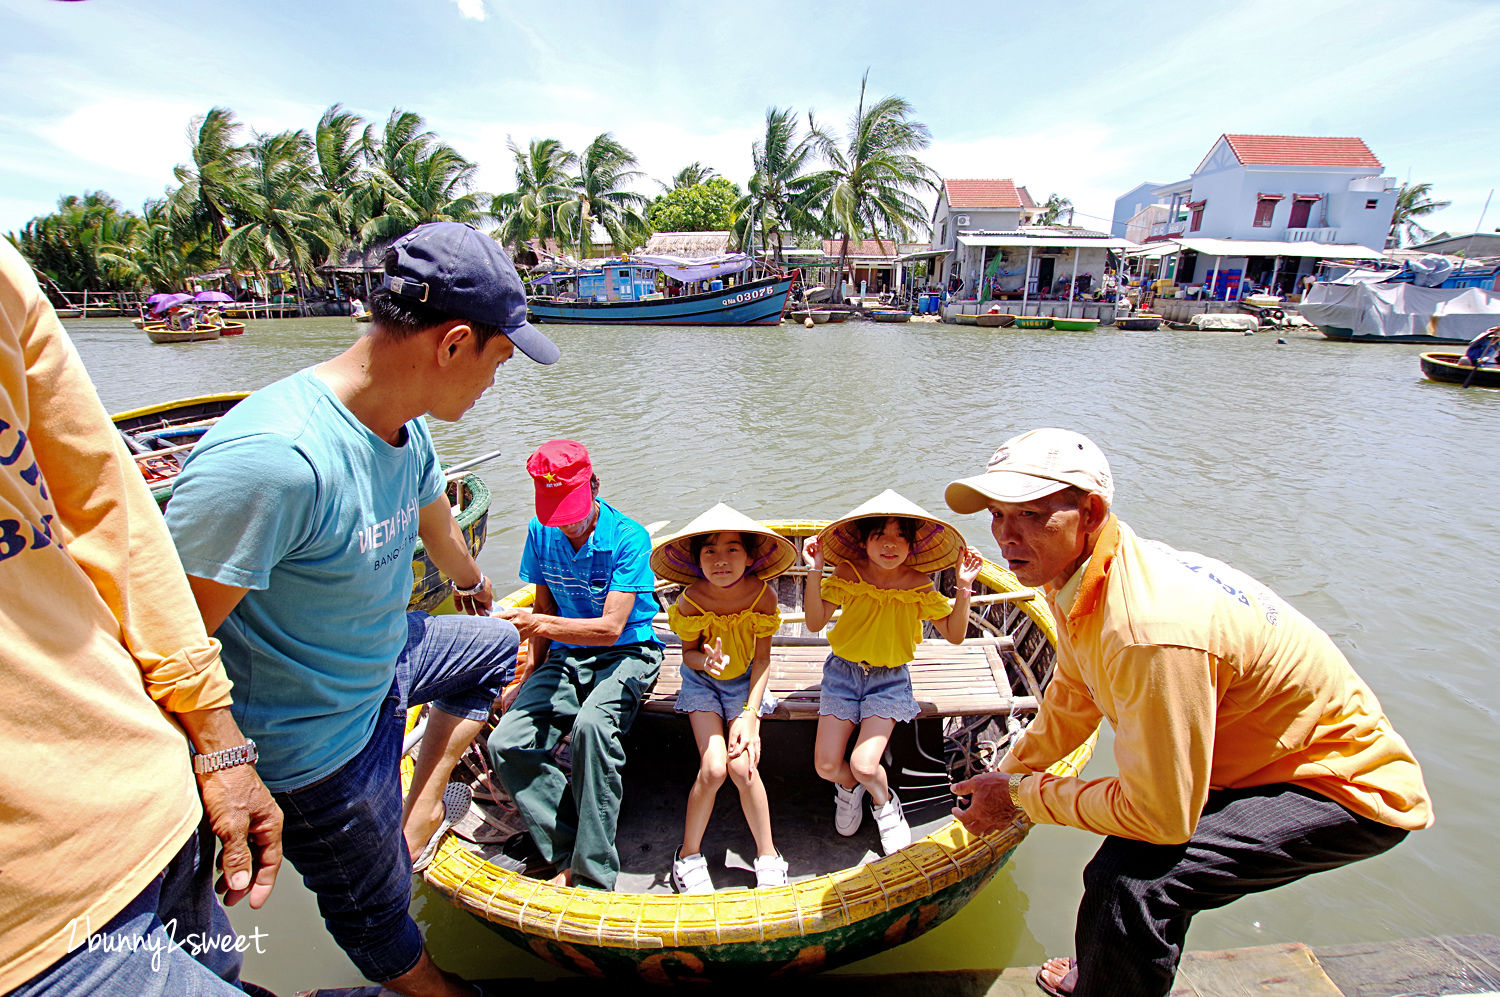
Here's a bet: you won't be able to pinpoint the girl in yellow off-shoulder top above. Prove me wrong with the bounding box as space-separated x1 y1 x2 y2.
650 504 797 893
802 491 982 855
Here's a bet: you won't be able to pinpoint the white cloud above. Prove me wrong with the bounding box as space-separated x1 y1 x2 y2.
453 0 488 20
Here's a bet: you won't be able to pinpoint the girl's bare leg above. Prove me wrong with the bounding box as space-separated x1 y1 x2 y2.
682 711 728 856
813 714 857 789
849 716 897 805
728 750 775 856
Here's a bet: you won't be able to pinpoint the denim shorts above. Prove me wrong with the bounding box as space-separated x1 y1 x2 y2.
675 665 777 718
818 653 919 723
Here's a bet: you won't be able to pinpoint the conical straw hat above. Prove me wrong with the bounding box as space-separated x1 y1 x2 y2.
650 503 797 587
817 489 966 574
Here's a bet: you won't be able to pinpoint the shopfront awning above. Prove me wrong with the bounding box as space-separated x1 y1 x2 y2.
956 234 1137 250
1146 237 1382 260
897 247 953 262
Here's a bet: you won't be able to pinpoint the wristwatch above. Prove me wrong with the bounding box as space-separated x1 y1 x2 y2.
191 739 258 774
451 574 488 597
1008 774 1027 813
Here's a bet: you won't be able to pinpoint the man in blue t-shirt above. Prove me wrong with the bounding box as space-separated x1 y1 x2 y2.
488 439 663 890
166 222 559 997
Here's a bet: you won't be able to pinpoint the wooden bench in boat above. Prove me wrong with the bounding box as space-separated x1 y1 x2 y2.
643 637 1039 720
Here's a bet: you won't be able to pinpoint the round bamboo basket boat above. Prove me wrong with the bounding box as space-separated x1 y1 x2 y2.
409 519 1094 982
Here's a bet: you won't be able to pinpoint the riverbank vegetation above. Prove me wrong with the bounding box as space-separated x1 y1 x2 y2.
8 75 940 297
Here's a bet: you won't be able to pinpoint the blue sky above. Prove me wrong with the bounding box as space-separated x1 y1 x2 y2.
3 0 1498 242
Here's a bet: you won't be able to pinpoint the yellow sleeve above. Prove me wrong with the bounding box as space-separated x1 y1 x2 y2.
1008 655 1102 773
666 600 711 641
749 610 782 638
1020 643 1218 844
918 589 955 620
819 574 853 606
6 247 232 715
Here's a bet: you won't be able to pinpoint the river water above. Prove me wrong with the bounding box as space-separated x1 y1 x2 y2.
67 315 1498 992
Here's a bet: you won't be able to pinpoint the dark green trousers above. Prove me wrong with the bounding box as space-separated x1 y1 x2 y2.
488 641 662 889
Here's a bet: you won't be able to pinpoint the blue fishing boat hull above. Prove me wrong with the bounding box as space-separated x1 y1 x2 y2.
528 276 792 325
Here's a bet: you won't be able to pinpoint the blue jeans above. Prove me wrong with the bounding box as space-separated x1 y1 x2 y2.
10 860 243 997
156 819 242 986
273 612 517 983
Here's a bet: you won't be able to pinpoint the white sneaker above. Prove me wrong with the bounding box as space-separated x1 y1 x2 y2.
754 852 789 888
671 849 714 894
834 783 867 836
872 793 911 854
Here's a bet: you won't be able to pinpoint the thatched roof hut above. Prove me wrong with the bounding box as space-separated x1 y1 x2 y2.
641 231 732 257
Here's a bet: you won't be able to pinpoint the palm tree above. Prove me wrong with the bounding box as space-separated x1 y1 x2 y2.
1038 193 1075 226
659 162 717 192
312 103 373 251
127 199 216 292
806 72 939 300
12 191 143 292
360 109 485 247
732 107 823 262
1389 182 1451 247
167 107 250 246
491 137 577 251
220 130 340 316
560 133 649 258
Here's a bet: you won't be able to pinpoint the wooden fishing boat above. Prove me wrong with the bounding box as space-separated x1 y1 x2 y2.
869 309 911 323
1420 352 1500 388
1052 318 1100 332
1114 313 1162 331
791 309 831 324
145 324 221 344
409 520 1093 981
111 393 489 610
530 275 793 326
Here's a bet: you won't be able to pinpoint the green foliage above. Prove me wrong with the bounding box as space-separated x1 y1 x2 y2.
1038 193 1074 225
10 191 144 292
1389 182 1451 247
732 107 824 259
647 177 742 233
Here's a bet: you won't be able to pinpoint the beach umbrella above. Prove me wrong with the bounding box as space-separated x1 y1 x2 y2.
193 290 233 303
151 293 194 315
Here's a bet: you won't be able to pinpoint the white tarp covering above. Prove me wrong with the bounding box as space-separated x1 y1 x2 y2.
1299 281 1500 341
627 253 753 281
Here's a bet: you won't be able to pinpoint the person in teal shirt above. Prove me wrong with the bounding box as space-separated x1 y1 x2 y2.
167 222 558 997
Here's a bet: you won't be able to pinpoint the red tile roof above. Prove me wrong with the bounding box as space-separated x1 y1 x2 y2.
944 179 1023 209
1222 134 1382 169
822 238 898 258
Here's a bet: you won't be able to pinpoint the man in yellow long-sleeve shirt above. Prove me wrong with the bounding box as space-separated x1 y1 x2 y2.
0 240 282 996
945 428 1431 997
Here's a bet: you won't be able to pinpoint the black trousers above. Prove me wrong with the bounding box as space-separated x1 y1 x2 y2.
1071 784 1409 997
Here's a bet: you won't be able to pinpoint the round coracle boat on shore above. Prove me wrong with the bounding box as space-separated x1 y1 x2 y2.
406 519 1094 982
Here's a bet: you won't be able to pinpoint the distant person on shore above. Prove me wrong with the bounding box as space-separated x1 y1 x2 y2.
650 504 797 893
801 491 982 856
944 428 1433 997
166 221 559 997
487 440 664 890
1 239 282 995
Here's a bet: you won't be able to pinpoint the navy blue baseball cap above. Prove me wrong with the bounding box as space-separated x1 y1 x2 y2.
384 222 559 365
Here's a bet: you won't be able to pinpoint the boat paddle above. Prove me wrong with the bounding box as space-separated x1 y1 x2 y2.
441 449 505 482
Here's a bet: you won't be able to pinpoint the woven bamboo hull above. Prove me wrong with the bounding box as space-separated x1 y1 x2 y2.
1420 352 1500 387
413 519 1093 980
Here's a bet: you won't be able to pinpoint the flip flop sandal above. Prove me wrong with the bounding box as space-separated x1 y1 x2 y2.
412 782 472 873
1035 958 1078 997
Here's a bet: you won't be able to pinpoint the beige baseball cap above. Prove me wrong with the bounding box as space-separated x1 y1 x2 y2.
945 428 1114 513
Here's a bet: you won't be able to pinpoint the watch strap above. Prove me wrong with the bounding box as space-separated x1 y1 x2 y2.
192 739 258 774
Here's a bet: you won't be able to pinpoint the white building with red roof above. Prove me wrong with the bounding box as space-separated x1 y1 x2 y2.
1116 134 1398 298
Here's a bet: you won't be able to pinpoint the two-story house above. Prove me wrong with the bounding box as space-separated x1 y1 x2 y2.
1117 134 1395 298
930 179 1036 288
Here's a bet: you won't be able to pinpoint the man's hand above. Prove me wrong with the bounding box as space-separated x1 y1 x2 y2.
950 771 1021 836
494 605 541 640
453 576 494 616
727 714 760 765
196 765 283 908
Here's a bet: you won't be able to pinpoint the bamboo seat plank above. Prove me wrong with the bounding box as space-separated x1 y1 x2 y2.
643 638 1020 718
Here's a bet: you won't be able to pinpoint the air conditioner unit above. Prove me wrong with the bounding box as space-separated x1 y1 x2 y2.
955 214 970 226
